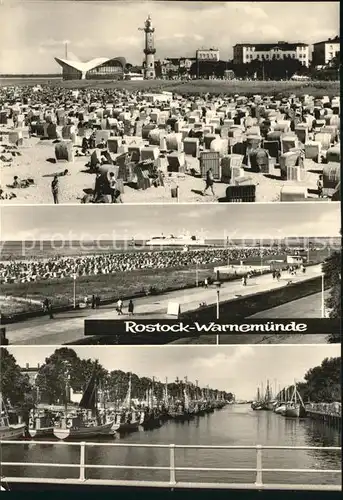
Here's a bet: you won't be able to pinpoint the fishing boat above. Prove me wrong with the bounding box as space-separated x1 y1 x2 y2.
284 381 305 418
112 373 140 433
251 387 264 410
0 393 26 440
274 385 287 415
141 380 162 430
263 380 275 410
28 409 55 439
146 234 207 247
275 404 287 415
53 363 115 440
168 403 189 421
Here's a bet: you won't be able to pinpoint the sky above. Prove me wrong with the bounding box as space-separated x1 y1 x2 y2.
0 1 339 73
0 203 340 242
4 344 340 400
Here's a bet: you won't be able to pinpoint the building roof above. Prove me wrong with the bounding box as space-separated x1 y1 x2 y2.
313 36 340 45
55 57 126 72
234 42 308 50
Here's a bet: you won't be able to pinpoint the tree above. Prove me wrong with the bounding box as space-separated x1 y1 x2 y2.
323 249 341 330
279 357 341 403
303 357 341 402
0 348 35 411
35 347 107 404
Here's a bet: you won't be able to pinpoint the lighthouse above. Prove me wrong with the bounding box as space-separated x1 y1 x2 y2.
140 15 156 79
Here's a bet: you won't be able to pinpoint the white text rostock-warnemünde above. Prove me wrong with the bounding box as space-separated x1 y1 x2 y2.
124 321 308 333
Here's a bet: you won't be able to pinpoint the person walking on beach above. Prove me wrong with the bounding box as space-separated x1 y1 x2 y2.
128 299 134 316
51 175 59 204
203 168 215 196
204 278 208 288
95 295 100 309
91 294 96 309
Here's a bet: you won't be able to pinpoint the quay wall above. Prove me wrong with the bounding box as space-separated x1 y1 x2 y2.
181 275 324 322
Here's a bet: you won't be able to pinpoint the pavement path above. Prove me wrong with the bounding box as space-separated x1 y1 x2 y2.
171 290 330 345
5 264 322 345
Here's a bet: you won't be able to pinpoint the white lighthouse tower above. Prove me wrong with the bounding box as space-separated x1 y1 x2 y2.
139 15 156 79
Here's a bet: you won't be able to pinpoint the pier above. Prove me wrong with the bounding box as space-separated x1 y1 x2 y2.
305 403 341 428
0 441 341 491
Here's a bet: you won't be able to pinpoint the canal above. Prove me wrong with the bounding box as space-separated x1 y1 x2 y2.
1 404 341 486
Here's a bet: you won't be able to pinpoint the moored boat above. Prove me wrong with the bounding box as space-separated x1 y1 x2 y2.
274 404 287 415
0 393 26 440
28 410 54 439
53 361 115 440
284 381 305 418
54 420 114 440
0 422 26 440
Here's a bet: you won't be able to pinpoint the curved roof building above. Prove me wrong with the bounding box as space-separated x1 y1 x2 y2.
55 56 126 80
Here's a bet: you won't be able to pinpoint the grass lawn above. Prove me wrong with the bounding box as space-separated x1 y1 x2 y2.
0 265 214 315
0 78 339 97
0 252 326 316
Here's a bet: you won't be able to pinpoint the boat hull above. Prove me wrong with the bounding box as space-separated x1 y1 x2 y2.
0 424 26 440
169 412 191 421
141 416 161 430
54 422 114 440
113 421 140 433
28 427 55 439
285 406 300 418
274 405 287 415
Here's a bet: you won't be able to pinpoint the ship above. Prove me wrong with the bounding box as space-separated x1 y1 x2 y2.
284 381 306 418
28 409 55 439
53 362 115 440
140 379 162 430
111 373 140 434
146 234 207 248
0 393 26 440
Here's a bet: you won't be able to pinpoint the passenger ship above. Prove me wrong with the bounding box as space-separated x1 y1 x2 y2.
145 234 207 247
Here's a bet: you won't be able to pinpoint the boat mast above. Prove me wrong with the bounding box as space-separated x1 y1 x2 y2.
0 391 10 426
164 377 168 405
64 369 69 417
128 373 132 409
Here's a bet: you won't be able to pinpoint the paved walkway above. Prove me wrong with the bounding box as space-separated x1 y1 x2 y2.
5 265 322 345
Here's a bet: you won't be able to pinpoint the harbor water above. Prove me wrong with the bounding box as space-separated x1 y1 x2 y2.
1 404 341 486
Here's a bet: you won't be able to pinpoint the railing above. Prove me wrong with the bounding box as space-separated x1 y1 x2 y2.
0 441 341 491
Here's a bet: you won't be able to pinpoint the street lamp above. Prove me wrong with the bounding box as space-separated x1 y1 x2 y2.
213 270 222 345
321 272 325 318
72 273 77 309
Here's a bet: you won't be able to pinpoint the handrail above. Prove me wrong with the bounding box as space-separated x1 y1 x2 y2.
0 441 341 490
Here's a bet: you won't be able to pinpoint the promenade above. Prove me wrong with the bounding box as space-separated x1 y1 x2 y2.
5 264 322 345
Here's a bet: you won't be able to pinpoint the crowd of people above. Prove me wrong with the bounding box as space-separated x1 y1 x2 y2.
0 246 305 284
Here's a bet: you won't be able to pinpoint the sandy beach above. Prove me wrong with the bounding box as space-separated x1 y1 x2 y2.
0 123 321 205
